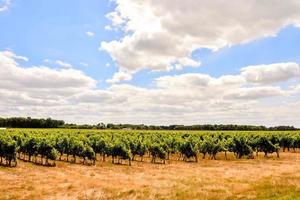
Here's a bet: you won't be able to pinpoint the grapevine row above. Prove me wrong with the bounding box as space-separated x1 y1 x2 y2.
0 130 299 167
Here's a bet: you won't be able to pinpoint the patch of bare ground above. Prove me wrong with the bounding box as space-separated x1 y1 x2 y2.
0 152 299 200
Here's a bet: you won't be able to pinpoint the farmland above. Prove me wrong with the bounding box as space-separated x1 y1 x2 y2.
0 129 299 199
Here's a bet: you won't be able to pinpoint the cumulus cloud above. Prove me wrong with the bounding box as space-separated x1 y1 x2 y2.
43 59 51 63
85 31 95 37
101 0 300 75
290 84 300 94
0 0 11 12
241 63 300 84
55 60 72 68
11 54 28 62
0 51 96 92
1 51 300 126
106 70 133 83
156 74 213 89
224 87 286 99
80 62 89 67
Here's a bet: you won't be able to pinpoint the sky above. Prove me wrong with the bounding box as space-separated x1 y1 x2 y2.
1 0 300 126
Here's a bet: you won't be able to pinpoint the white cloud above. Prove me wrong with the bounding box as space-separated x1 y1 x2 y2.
106 11 125 27
80 62 89 67
11 54 28 62
73 90 112 103
290 84 300 94
55 60 72 68
0 0 11 12
156 73 213 89
106 70 133 83
43 59 51 63
241 63 300 84
104 25 112 31
1 51 300 126
85 31 95 37
0 51 96 92
224 87 286 99
102 0 300 74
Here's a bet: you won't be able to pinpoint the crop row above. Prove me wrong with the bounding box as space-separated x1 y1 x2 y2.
0 130 299 167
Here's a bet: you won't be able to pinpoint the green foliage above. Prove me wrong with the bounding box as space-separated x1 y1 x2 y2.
149 142 167 163
0 129 299 167
178 137 198 161
129 137 147 160
257 136 280 157
0 134 18 166
111 140 132 165
229 136 253 158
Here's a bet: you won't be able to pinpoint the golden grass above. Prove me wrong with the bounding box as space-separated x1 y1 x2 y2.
0 152 299 200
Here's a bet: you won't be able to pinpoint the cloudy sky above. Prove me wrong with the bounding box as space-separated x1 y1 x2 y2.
1 0 300 126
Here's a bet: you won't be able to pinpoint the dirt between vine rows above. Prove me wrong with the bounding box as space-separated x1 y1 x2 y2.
0 152 299 200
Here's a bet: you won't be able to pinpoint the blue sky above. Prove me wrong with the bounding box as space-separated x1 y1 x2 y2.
1 0 300 88
0 0 116 87
1 0 300 125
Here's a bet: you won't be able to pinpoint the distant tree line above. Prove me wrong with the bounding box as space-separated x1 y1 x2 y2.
63 123 298 131
0 117 298 130
102 124 299 131
0 117 65 128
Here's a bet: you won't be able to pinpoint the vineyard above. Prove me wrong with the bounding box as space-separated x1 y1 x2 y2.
1 129 299 168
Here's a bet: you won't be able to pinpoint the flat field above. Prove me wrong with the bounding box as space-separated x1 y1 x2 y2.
0 129 299 200
0 152 299 200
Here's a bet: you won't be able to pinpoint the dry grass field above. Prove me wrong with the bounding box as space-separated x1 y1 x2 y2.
0 152 299 200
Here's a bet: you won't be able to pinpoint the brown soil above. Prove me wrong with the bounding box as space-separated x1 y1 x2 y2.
0 152 299 200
